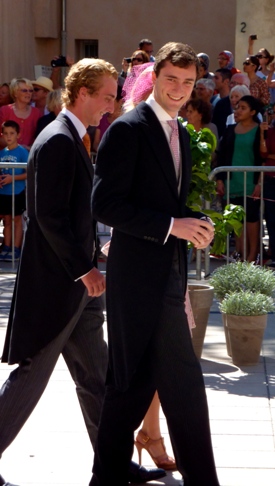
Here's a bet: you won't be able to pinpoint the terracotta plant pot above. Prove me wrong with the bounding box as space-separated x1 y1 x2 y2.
223 313 267 366
188 284 214 359
222 313 232 357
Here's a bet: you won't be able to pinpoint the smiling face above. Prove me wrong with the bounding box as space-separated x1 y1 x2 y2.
81 75 118 127
152 61 196 118
15 82 33 104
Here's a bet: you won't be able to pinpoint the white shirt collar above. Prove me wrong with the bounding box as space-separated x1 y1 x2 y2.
61 107 87 139
145 94 178 122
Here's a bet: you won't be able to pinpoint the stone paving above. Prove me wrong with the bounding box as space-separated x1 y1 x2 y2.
0 260 275 485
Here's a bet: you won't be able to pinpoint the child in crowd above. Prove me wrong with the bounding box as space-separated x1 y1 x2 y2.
0 120 28 261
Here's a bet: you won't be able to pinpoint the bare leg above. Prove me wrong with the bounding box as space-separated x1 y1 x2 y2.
2 215 11 247
246 221 260 262
235 232 244 259
140 392 162 439
135 389 176 470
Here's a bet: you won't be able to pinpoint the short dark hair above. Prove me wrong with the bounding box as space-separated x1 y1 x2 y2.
2 120 20 134
185 98 212 125
139 38 153 49
215 68 232 81
154 42 199 78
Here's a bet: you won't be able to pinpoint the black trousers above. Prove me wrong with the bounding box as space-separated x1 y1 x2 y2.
0 293 108 454
90 257 220 486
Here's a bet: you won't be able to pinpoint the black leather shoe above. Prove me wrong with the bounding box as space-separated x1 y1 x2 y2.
128 461 166 483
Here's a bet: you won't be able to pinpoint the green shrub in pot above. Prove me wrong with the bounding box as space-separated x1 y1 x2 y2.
209 261 275 301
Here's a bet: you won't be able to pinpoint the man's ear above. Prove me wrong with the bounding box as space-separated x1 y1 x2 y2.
152 71 156 85
78 86 88 100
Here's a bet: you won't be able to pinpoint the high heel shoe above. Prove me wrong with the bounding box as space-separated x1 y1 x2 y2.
135 429 177 471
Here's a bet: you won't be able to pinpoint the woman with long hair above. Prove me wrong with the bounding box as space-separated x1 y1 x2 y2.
242 56 270 109
216 95 263 262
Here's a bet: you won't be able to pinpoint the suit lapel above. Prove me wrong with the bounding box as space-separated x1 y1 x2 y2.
57 113 94 182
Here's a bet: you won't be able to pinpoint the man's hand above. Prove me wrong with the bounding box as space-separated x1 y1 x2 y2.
81 267 106 297
171 217 215 249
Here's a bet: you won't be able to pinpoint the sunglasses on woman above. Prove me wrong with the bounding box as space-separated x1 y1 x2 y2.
243 61 254 66
256 54 267 59
132 57 143 63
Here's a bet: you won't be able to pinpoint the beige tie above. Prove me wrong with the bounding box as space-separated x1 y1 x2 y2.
82 133 91 156
167 120 180 176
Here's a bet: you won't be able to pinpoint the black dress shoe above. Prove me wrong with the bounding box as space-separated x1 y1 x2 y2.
128 461 166 483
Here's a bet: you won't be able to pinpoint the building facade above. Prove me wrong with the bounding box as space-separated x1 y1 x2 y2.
0 0 274 84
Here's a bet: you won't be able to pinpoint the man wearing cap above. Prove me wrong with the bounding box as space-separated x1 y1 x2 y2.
31 76 54 115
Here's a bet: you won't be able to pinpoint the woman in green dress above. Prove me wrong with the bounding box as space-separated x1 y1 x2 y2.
216 95 263 262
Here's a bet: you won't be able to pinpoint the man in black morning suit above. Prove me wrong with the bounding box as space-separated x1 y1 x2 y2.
0 58 164 486
90 43 220 486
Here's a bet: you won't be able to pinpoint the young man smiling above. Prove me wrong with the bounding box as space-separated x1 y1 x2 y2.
90 42 220 486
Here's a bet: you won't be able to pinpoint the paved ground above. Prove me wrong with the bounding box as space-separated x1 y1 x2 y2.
0 257 275 486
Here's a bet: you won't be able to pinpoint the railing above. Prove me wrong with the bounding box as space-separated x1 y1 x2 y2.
0 162 27 270
0 162 112 272
193 165 275 281
2 164 275 278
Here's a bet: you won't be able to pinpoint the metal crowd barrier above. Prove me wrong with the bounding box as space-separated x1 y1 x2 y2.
193 165 275 281
2 164 275 278
0 162 27 271
0 162 112 272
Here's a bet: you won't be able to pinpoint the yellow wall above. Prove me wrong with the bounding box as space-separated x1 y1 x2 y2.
235 0 275 70
0 0 237 82
3 0 275 85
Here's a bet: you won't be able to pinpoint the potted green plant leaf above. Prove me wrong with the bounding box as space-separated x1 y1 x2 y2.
209 261 275 360
220 290 275 366
179 122 245 256
209 261 275 301
180 123 246 358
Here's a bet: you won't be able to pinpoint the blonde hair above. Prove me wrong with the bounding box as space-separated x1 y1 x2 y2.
46 88 62 112
9 78 33 100
62 58 118 107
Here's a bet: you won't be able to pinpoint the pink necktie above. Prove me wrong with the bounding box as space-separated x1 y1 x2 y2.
167 120 180 176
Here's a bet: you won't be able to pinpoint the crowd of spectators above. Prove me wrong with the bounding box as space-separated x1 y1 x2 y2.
0 35 275 264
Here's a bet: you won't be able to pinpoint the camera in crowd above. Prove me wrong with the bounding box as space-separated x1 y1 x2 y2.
124 57 132 64
51 55 69 68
